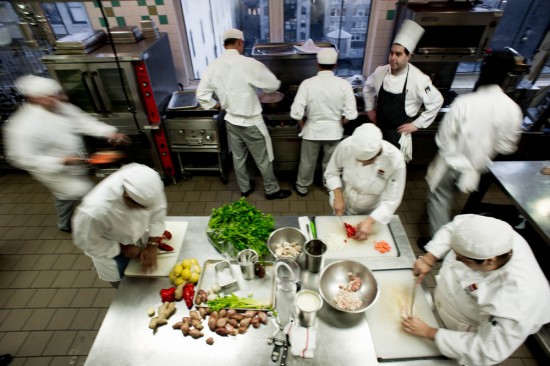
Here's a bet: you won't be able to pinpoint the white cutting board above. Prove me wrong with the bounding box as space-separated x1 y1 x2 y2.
124 221 188 277
315 215 398 258
366 269 442 360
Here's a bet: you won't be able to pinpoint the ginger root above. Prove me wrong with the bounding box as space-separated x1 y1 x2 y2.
149 301 176 330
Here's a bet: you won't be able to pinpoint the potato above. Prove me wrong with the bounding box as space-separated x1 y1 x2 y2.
238 326 248 334
216 317 228 328
219 309 227 318
244 310 256 318
180 323 190 336
239 317 252 329
257 311 268 324
198 307 207 319
225 324 236 335
206 337 214 345
215 327 229 336
172 322 183 329
189 310 201 321
208 317 217 331
226 309 237 317
189 329 204 339
232 313 244 321
229 319 239 328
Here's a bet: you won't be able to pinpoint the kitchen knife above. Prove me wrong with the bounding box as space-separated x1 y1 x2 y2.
410 282 417 316
280 334 290 366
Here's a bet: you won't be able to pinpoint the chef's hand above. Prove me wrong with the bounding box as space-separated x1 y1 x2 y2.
298 119 305 131
402 316 438 340
341 117 349 125
63 156 84 165
333 188 345 216
354 216 375 241
120 244 141 259
413 252 436 285
397 122 418 134
140 244 158 273
107 133 131 146
366 109 377 124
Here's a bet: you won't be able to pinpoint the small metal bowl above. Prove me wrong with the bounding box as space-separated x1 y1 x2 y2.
318 260 379 313
267 227 306 260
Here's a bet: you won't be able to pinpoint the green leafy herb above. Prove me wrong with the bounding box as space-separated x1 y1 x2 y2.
208 198 274 258
206 293 272 311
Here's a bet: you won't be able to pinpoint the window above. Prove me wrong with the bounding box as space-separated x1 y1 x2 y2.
41 2 92 37
181 0 371 78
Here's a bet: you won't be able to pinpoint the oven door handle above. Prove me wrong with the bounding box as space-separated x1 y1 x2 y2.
88 71 110 115
81 71 103 115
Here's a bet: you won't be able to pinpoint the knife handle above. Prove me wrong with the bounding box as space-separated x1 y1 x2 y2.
280 344 289 366
271 344 282 362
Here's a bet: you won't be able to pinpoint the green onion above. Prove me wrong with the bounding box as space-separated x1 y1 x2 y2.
206 293 273 311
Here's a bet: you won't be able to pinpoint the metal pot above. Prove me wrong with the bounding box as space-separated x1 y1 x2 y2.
258 91 284 112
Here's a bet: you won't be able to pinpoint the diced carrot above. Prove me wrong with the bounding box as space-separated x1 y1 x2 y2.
374 240 391 254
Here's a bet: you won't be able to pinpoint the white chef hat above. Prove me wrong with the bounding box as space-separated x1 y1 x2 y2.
393 19 425 53
317 48 338 65
450 215 515 260
121 163 164 208
223 28 244 41
350 123 383 161
16 75 63 98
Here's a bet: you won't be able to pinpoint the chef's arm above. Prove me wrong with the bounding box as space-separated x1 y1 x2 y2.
494 108 523 155
435 317 522 365
411 79 443 129
196 74 218 110
354 216 375 240
342 84 358 121
73 211 120 259
61 103 118 138
369 164 406 225
252 62 281 93
290 85 307 121
332 188 345 216
402 317 438 340
425 214 475 258
147 197 168 238
362 70 378 112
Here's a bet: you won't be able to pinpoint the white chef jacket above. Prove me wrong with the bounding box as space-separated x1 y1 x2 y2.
324 139 406 224
426 85 523 193
72 170 167 282
290 70 358 140
425 215 550 366
362 64 443 129
196 49 280 127
3 102 117 200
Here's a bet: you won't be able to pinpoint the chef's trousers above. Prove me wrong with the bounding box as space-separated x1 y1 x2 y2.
55 198 80 231
296 139 338 194
226 122 280 195
426 168 460 236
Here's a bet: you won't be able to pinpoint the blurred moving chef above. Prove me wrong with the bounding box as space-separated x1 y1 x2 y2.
3 75 128 233
324 123 406 240
403 215 550 366
425 50 523 237
196 28 291 200
73 163 166 288
362 20 443 160
290 48 358 197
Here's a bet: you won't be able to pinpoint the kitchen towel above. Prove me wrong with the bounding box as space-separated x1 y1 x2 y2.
284 319 317 358
399 133 412 162
298 216 313 240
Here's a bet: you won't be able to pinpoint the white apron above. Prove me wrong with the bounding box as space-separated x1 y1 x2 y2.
254 120 274 162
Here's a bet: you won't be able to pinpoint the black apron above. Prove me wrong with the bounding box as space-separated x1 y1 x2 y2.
377 66 412 148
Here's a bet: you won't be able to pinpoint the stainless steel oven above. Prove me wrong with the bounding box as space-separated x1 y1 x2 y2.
42 34 178 180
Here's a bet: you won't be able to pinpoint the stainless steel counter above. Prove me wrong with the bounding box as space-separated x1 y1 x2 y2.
85 216 457 366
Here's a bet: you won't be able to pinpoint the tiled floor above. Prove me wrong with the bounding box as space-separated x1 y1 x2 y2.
0 166 543 365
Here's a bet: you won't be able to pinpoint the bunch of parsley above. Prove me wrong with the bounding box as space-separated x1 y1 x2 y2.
208 198 274 258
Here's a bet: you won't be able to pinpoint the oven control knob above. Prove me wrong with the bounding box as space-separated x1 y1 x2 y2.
205 135 211 141
200 130 206 134
179 130 185 134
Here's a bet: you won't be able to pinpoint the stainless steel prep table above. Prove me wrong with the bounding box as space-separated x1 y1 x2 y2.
85 216 456 366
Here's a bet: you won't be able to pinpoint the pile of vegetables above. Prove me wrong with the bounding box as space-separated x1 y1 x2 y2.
207 198 274 259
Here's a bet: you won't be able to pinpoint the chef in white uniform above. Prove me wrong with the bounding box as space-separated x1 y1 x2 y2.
362 20 443 160
324 123 406 240
3 75 128 232
290 48 358 196
403 214 550 366
425 50 523 237
72 163 166 288
196 28 291 200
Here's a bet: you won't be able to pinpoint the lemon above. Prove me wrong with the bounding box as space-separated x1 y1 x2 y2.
181 268 191 280
172 264 183 276
189 258 199 266
169 271 177 285
191 264 201 274
181 259 192 269
174 277 185 286
190 272 200 284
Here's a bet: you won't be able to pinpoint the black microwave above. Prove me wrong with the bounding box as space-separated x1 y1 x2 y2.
401 3 503 60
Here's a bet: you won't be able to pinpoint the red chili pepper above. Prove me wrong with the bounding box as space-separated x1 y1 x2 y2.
158 242 174 252
183 283 195 309
160 287 176 302
344 223 356 238
163 230 172 240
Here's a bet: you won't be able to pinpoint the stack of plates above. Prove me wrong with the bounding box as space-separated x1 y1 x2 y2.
55 30 107 54
108 26 143 44
140 20 160 39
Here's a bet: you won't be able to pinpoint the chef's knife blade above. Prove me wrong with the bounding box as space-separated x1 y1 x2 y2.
410 282 417 316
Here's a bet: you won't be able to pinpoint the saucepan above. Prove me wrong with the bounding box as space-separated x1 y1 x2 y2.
258 91 284 112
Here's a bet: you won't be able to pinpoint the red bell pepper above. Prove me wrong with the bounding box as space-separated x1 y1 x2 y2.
158 242 174 252
344 223 356 238
183 283 195 309
162 230 172 240
160 287 176 302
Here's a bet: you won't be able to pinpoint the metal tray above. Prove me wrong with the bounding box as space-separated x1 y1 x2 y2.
167 91 198 110
194 259 276 311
